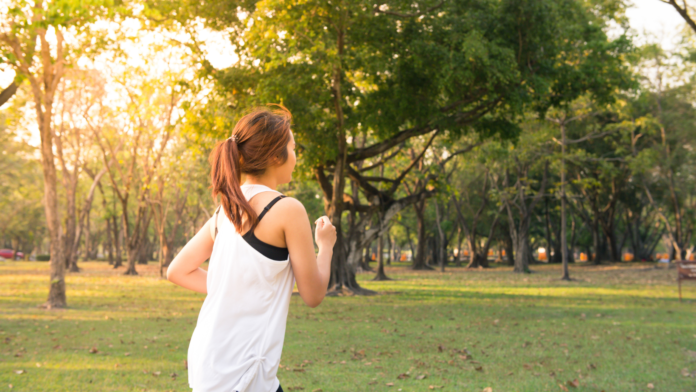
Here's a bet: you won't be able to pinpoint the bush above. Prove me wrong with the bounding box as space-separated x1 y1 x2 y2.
36 254 50 262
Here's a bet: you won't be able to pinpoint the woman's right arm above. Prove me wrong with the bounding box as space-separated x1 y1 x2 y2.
166 218 214 294
283 198 336 308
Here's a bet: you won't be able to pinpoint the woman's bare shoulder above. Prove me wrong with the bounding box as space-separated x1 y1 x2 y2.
277 196 307 215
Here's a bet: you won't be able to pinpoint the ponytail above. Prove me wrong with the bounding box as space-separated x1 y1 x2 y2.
209 106 292 234
209 137 258 234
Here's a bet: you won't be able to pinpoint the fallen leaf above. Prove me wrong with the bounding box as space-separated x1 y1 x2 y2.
483 388 493 392
386 382 394 386
567 379 579 388
312 389 323 392
475 365 483 372
558 384 569 391
397 373 410 379
89 347 98 354
523 363 533 370
292 368 306 373
171 372 178 378
416 374 427 380
681 368 690 377
152 371 161 377
124 352 131 356
647 383 654 389
368 381 377 385
13 370 25 375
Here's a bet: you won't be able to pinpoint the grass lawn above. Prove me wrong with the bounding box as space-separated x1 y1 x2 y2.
1 260 695 392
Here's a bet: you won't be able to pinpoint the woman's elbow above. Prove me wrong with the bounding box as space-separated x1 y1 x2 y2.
165 267 177 283
304 293 326 308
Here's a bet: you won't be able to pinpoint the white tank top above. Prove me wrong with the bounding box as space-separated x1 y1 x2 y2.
188 184 295 392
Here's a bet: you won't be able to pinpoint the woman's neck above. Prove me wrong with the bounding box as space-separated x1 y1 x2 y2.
242 176 278 191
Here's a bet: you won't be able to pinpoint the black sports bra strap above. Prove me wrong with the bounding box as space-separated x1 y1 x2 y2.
255 195 286 225
214 205 222 239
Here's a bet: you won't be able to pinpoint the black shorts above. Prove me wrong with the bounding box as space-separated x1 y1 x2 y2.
277 384 284 392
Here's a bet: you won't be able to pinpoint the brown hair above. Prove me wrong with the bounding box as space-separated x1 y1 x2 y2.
209 106 292 233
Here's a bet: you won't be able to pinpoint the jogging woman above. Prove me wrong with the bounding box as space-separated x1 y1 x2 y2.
166 107 336 392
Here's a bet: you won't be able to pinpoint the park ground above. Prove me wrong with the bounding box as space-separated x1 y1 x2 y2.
0 261 695 392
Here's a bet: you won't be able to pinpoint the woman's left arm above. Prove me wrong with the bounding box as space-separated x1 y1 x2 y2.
166 218 215 294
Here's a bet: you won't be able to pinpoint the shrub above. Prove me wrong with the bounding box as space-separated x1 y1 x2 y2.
36 254 50 262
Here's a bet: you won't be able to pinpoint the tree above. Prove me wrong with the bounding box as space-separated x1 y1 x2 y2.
661 1 696 33
91 69 184 275
0 0 125 307
490 124 551 273
0 111 46 256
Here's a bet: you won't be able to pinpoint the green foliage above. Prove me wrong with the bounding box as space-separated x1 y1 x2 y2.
175 0 635 178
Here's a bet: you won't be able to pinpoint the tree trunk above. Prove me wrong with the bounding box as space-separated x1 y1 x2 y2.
372 232 391 281
38 100 66 308
105 217 114 265
111 213 122 268
412 199 433 270
63 182 77 271
503 228 515 266
386 233 393 265
434 200 446 272
591 215 601 264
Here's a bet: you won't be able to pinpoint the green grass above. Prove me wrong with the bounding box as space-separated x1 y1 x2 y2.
1 261 695 392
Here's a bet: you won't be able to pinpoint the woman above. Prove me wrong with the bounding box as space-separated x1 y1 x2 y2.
166 106 337 392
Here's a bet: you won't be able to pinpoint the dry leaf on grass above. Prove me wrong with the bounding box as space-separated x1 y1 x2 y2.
397 373 410 379
416 374 427 380
152 371 161 377
647 383 654 389
386 382 394 386
89 347 98 354
13 370 25 375
567 379 579 388
558 384 569 391
483 388 493 392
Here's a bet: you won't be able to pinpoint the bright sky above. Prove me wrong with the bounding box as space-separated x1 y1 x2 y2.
0 1 687 99
626 0 685 49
